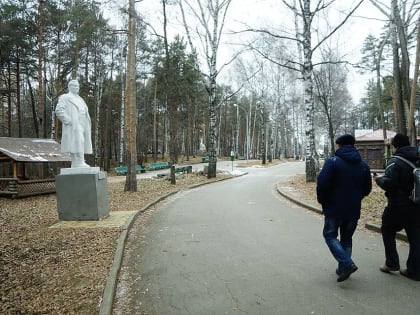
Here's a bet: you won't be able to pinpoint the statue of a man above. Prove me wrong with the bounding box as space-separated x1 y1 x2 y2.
55 80 92 168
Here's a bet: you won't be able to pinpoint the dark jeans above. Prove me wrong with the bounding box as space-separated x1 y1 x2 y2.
323 216 358 272
381 205 420 280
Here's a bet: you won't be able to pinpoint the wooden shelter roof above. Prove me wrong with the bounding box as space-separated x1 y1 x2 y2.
0 137 71 163
356 130 396 142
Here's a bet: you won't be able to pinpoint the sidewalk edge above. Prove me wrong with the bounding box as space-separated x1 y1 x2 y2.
275 184 407 242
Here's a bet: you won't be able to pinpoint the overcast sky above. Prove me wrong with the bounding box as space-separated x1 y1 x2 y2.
104 0 390 103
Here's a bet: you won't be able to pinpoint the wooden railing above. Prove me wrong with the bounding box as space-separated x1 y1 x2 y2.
0 178 56 198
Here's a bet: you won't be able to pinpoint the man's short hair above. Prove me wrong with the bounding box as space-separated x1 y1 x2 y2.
335 134 356 146
391 133 410 148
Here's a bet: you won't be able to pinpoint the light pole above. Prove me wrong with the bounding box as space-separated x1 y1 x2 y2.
234 103 249 160
234 104 239 158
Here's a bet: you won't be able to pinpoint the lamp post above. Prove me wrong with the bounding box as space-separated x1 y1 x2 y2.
234 104 239 158
233 104 249 160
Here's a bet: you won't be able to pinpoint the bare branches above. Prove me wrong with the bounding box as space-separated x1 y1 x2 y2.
368 0 390 15
312 0 365 53
235 28 301 44
251 45 302 72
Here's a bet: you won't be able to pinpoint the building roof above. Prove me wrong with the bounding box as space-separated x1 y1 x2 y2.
0 137 71 163
356 129 396 142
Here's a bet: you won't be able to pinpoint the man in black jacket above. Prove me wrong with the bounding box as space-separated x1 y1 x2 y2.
374 133 420 281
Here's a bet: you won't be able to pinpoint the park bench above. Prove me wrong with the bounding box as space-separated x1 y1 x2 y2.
201 156 209 163
114 165 146 175
136 165 146 173
148 161 171 171
175 165 193 174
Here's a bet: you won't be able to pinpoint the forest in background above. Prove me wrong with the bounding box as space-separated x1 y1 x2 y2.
1 0 419 183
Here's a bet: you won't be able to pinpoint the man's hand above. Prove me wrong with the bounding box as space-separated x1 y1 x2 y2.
372 172 381 180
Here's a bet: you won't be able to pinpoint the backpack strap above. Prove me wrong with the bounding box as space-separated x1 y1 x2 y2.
392 155 416 169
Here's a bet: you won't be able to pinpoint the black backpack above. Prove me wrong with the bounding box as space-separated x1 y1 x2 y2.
393 155 420 205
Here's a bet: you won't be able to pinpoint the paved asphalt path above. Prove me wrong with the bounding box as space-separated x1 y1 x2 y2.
113 161 420 315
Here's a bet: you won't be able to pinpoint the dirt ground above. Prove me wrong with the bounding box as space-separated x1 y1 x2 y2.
0 162 386 314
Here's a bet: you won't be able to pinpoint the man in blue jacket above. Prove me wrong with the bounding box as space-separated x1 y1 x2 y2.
317 134 372 282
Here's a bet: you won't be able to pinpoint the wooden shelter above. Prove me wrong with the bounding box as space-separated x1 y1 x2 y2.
355 130 396 170
0 137 71 197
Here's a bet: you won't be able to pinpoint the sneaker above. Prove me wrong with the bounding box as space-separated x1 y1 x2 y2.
400 269 420 281
379 265 399 273
400 269 409 277
337 263 358 282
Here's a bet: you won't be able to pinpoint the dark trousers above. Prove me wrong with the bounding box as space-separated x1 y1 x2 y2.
381 205 420 280
323 216 358 272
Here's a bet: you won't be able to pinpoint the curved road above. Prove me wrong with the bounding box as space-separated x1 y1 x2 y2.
113 161 419 315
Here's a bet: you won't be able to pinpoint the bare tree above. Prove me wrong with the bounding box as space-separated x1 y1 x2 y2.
124 0 138 191
314 49 352 156
37 0 45 138
179 0 233 178
244 0 364 181
408 14 420 145
290 0 364 181
369 0 420 136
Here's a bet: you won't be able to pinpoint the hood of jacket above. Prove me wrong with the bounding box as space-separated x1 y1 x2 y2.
335 145 362 164
394 146 418 163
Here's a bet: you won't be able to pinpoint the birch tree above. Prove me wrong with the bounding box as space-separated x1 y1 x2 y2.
179 0 233 178
247 1 364 180
287 0 364 181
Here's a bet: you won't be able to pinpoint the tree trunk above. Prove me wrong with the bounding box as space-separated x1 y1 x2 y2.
391 1 406 134
376 39 387 141
124 0 137 192
7 63 12 137
162 0 177 184
27 79 38 137
16 57 22 137
153 80 158 163
393 0 411 132
208 70 218 178
302 0 318 182
37 0 45 138
119 56 125 166
408 15 420 145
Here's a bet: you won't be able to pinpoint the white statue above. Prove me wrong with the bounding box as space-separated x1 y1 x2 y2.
55 80 92 168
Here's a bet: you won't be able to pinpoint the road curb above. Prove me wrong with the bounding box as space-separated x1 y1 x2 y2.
99 172 247 315
275 184 322 214
275 184 408 242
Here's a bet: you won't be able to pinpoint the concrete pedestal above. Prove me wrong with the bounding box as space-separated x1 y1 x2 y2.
56 168 109 221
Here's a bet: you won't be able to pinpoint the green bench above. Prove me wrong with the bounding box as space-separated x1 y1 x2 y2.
136 165 146 173
148 161 171 171
202 156 209 163
114 165 146 175
175 165 193 174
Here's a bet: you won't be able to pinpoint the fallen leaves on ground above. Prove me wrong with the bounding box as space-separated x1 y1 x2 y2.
282 173 386 230
0 172 229 315
0 168 386 314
